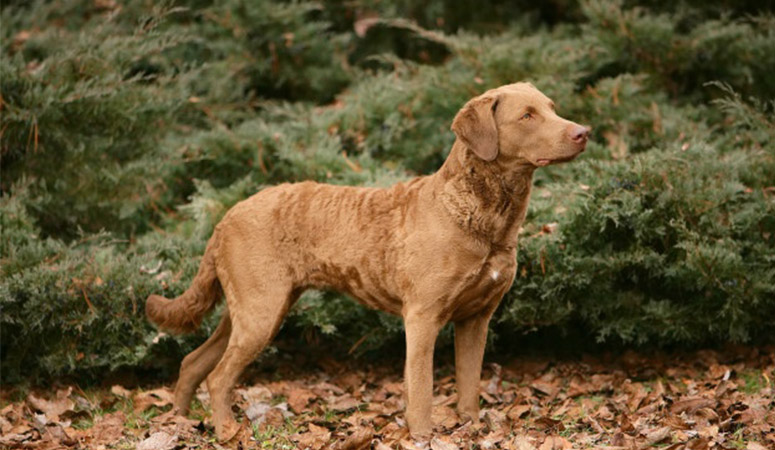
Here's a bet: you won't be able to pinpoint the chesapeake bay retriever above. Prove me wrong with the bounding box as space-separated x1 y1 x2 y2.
146 82 589 441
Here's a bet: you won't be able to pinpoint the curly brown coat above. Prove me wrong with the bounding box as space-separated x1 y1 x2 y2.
146 82 590 441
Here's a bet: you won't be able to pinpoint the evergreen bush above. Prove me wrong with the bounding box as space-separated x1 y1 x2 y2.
1 0 773 382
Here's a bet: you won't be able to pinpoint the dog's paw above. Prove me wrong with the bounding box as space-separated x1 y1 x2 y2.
215 419 244 443
171 404 189 417
456 409 480 425
407 427 432 443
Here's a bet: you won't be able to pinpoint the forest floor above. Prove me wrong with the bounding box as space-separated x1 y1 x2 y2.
1 346 773 450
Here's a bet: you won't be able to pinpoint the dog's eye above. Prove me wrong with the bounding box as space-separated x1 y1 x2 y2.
521 113 532 120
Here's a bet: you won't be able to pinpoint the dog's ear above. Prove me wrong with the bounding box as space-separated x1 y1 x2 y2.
451 94 500 161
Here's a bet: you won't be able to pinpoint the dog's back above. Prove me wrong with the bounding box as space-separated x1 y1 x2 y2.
214 177 435 314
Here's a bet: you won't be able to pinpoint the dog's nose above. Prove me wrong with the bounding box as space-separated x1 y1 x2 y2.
570 124 590 143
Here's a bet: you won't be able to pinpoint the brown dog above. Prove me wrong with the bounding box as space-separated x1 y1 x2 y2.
146 82 589 441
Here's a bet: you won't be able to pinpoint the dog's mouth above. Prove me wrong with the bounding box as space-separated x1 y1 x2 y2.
535 153 580 166
535 142 586 167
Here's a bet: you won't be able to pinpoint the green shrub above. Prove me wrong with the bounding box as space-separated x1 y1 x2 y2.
503 140 775 345
581 0 775 100
0 186 217 383
0 2 198 239
1 0 774 382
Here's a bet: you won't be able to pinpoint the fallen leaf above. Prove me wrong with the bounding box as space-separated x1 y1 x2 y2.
534 416 565 432
150 409 201 428
238 385 272 403
432 405 459 430
40 423 76 446
512 435 537 450
245 402 273 424
333 426 373 450
430 436 459 450
686 437 710 450
288 387 317 413
0 415 12 435
482 409 506 432
734 404 767 425
399 438 430 450
293 423 332 450
530 380 559 397
506 404 532 420
343 410 380 427
91 411 126 445
644 426 672 445
538 435 572 450
328 394 360 412
664 414 691 430
670 396 715 414
133 388 174 413
383 381 404 396
27 387 75 421
136 431 177 450
314 381 346 396
0 433 33 447
107 386 129 401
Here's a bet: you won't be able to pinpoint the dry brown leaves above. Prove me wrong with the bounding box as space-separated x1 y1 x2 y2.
1 346 773 449
0 384 208 450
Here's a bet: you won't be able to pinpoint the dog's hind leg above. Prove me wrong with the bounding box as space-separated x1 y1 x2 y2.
206 280 296 442
173 312 232 416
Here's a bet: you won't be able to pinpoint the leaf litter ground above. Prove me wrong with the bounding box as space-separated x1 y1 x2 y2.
2 346 773 450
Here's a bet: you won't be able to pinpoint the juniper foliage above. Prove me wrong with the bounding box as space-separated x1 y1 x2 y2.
1 0 773 382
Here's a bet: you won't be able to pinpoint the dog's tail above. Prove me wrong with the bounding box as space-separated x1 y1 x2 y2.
145 230 222 334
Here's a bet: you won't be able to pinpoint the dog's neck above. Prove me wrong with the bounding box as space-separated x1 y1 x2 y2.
434 140 535 249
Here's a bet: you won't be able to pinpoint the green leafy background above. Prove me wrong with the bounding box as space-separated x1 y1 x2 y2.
1 0 774 383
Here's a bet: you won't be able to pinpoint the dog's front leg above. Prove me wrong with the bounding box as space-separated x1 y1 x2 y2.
454 310 494 423
403 311 443 439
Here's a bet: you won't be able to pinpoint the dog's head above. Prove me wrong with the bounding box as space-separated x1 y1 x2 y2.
451 82 589 167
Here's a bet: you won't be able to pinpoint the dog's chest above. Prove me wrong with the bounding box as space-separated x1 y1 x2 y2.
448 249 517 320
